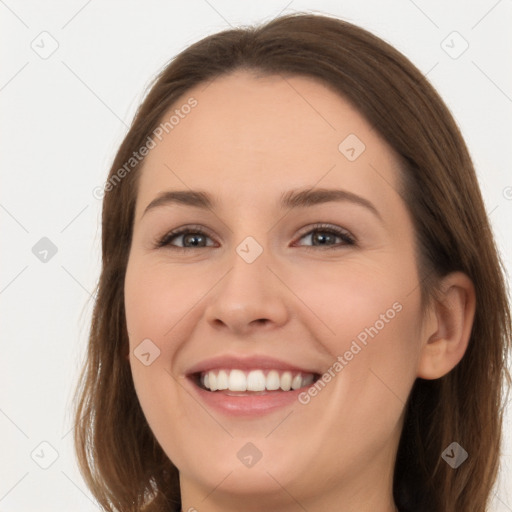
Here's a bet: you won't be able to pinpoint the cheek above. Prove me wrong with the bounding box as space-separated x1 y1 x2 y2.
291 257 418 343
292 257 423 410
124 257 201 342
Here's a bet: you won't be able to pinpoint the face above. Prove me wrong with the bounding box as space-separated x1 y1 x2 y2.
124 71 426 510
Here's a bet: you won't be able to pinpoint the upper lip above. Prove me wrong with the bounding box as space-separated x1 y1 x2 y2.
185 354 320 376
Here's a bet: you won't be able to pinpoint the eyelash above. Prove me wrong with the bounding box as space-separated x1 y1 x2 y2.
154 223 356 252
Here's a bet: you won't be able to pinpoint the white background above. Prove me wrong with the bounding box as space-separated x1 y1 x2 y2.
1 1 511 510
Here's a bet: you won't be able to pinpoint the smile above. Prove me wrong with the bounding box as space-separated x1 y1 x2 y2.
198 368 316 393
185 355 321 415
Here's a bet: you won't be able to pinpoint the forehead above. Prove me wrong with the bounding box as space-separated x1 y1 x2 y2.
135 71 403 216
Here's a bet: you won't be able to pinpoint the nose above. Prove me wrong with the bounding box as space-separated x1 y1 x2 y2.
204 241 289 336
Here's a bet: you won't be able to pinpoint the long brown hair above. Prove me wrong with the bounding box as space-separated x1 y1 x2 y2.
73 12 511 512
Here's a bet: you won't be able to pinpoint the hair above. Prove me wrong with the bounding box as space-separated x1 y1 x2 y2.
72 12 511 512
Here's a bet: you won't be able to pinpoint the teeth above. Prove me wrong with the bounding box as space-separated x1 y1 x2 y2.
247 370 266 391
291 374 302 390
280 371 292 391
228 369 247 391
217 370 229 390
200 369 315 392
266 370 280 390
302 374 314 387
209 372 218 391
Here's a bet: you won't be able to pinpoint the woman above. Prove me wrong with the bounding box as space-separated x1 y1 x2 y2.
73 12 511 512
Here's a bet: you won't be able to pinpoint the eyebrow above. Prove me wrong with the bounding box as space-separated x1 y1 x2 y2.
142 187 382 221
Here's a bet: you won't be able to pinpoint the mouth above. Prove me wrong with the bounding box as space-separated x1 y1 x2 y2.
184 356 321 416
184 353 321 420
191 368 320 394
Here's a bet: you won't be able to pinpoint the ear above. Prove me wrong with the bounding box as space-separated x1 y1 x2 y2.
417 272 476 380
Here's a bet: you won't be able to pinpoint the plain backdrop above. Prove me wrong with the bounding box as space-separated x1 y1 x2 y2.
1 1 511 510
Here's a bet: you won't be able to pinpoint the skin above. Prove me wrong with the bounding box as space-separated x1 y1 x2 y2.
124 71 475 512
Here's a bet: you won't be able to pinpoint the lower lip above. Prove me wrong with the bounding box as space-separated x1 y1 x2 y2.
187 377 306 417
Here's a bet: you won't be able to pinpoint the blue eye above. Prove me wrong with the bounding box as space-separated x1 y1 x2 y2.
155 223 356 251
155 225 215 250
295 223 355 249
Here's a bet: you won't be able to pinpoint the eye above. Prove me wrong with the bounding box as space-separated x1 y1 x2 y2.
155 225 216 250
293 223 356 249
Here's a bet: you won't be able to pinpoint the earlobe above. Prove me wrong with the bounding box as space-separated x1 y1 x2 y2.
416 272 476 380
